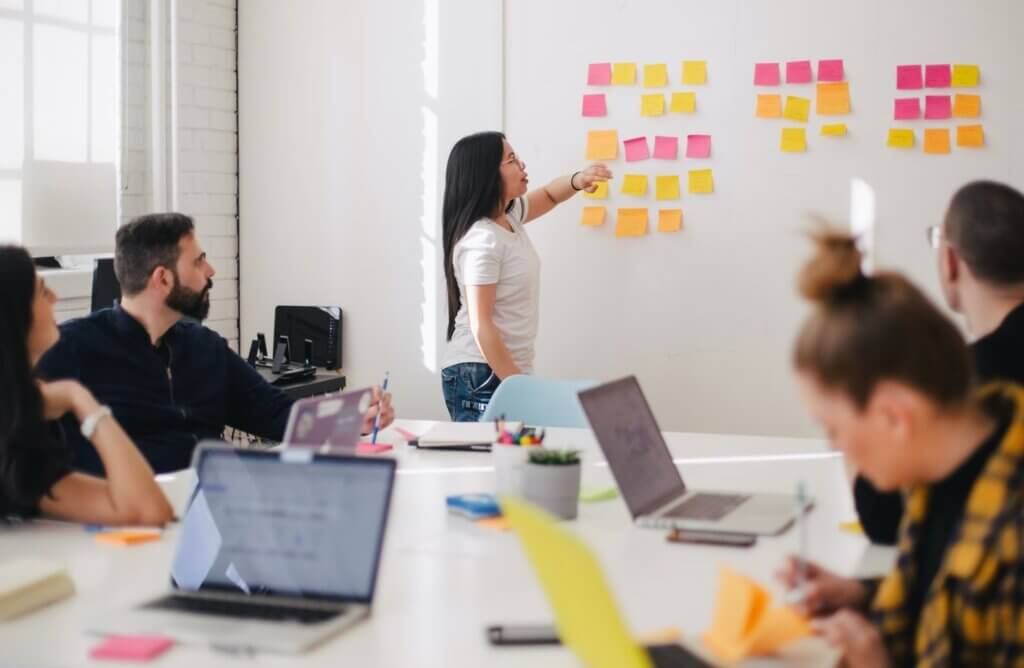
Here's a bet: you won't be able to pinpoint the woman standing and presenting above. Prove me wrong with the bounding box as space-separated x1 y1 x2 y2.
440 132 611 421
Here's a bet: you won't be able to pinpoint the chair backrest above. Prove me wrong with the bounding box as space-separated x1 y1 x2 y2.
480 375 599 428
91 258 121 312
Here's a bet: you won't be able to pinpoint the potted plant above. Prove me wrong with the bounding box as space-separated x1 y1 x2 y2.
521 449 582 520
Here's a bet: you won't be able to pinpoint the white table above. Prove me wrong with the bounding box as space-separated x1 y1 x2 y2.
0 420 895 667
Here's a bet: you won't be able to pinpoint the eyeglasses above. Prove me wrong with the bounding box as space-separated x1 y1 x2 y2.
501 154 525 169
926 225 943 249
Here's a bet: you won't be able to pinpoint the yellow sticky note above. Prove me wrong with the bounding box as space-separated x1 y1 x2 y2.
682 60 707 85
669 91 696 113
657 209 682 233
924 128 951 155
687 169 713 194
583 181 609 200
839 520 864 534
95 530 162 546
780 127 807 153
951 64 980 88
585 130 618 160
783 96 810 122
643 63 668 88
887 128 915 149
615 208 649 237
655 175 680 201
641 94 665 116
581 206 606 226
755 94 782 118
612 62 637 85
821 123 847 137
956 124 985 148
621 174 648 196
953 94 981 118
816 82 850 115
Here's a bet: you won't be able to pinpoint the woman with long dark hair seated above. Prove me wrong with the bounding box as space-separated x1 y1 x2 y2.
0 245 172 525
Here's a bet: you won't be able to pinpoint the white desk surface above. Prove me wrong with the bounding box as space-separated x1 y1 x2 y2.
0 420 895 667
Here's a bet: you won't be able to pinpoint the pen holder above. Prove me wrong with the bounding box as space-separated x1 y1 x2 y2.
493 443 530 496
521 450 582 520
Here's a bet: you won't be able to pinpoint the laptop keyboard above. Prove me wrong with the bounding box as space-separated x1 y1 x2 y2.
662 493 750 521
144 595 344 625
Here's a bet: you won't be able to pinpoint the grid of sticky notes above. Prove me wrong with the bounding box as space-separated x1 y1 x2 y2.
753 59 851 153
583 61 714 237
888 64 982 153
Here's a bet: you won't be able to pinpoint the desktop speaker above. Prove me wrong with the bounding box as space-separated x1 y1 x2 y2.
273 306 343 370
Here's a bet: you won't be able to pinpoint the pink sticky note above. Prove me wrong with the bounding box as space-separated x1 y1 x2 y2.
685 134 711 159
818 59 844 82
897 65 923 90
587 63 612 86
357 442 393 454
623 136 650 162
581 94 606 117
924 95 952 119
925 64 951 88
653 135 679 160
393 427 419 442
754 62 780 86
90 635 174 661
786 60 813 84
894 97 921 120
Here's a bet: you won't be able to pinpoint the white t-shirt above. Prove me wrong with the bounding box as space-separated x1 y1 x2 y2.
443 197 540 373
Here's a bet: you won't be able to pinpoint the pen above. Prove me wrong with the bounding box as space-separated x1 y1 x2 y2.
370 372 390 445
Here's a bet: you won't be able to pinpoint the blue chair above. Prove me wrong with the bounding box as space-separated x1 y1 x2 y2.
480 375 599 428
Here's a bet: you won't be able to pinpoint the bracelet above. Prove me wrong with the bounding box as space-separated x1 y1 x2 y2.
80 405 112 441
570 171 582 191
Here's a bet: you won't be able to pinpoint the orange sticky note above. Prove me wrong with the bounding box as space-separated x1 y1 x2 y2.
476 516 511 531
95 530 162 546
643 63 668 88
657 209 682 233
924 128 951 155
956 124 985 148
615 208 648 238
816 82 850 115
755 94 782 118
581 206 606 227
585 130 618 160
583 181 609 200
669 91 697 113
952 94 981 118
887 128 915 149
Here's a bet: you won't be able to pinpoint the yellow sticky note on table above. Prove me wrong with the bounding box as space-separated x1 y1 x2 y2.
924 128 951 154
655 175 680 201
657 209 683 233
643 63 668 88
682 60 707 85
641 94 665 116
953 94 981 118
612 62 637 85
621 174 648 196
783 96 810 122
755 94 782 118
821 123 847 136
585 130 618 160
581 206 607 227
615 208 649 237
816 82 850 115
687 169 713 194
583 181 609 200
956 124 985 148
951 64 980 87
670 91 696 113
780 127 807 152
887 128 915 149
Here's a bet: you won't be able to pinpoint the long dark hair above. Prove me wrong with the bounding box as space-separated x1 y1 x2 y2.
442 131 506 341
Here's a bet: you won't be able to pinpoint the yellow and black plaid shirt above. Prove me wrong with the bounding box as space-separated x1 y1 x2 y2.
871 384 1024 667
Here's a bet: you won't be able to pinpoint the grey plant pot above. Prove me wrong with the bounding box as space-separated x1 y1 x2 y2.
521 462 581 520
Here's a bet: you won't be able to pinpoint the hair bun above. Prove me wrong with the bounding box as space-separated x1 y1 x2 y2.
798 229 865 303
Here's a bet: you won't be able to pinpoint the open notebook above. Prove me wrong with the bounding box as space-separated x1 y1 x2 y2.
412 421 523 450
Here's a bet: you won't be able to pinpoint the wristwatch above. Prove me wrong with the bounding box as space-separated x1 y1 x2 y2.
80 405 112 440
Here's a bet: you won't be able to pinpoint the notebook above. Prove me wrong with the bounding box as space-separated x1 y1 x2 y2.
413 421 522 450
0 558 75 621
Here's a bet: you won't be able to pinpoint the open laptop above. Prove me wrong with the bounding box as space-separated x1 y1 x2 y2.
578 377 800 536
89 443 397 654
282 387 372 451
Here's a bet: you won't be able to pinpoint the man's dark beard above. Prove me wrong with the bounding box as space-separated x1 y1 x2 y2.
166 275 213 321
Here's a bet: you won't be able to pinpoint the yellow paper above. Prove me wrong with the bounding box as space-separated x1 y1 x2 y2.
821 123 847 136
816 82 850 115
924 128 951 155
669 91 697 113
621 174 648 196
755 94 782 118
682 60 707 85
615 209 649 238
581 206 607 227
839 520 864 534
657 209 682 233
780 127 807 152
783 95 811 122
655 175 680 201
951 64 980 88
956 124 985 148
887 128 915 149
953 94 981 118
643 63 668 88
612 62 637 85
688 169 713 194
583 181 609 200
585 130 619 160
641 94 665 116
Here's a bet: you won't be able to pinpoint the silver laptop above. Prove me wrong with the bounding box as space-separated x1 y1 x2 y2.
90 443 397 654
578 377 802 536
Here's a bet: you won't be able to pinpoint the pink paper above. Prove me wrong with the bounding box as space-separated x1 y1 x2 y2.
817 59 844 82
357 442 393 454
587 63 612 86
90 636 174 661
924 95 951 119
894 97 921 120
785 60 813 84
653 135 679 160
754 62 780 86
897 65 923 90
925 64 951 88
624 136 650 162
581 94 606 117
685 134 711 159
393 427 419 442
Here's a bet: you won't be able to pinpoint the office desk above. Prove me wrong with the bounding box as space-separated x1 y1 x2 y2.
0 421 893 667
255 366 346 400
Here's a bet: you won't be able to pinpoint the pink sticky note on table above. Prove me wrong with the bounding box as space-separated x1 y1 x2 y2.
924 95 951 119
754 62 780 86
894 97 921 120
653 135 678 160
587 63 612 86
581 94 606 117
357 442 393 454
786 60 813 84
624 136 650 162
818 59 844 82
897 65 923 90
90 636 174 661
686 134 711 159
925 64 951 88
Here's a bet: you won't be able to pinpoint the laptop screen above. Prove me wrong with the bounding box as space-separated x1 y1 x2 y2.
171 447 396 604
578 376 686 517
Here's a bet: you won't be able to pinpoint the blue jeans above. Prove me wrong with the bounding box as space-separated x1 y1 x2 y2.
441 363 502 422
